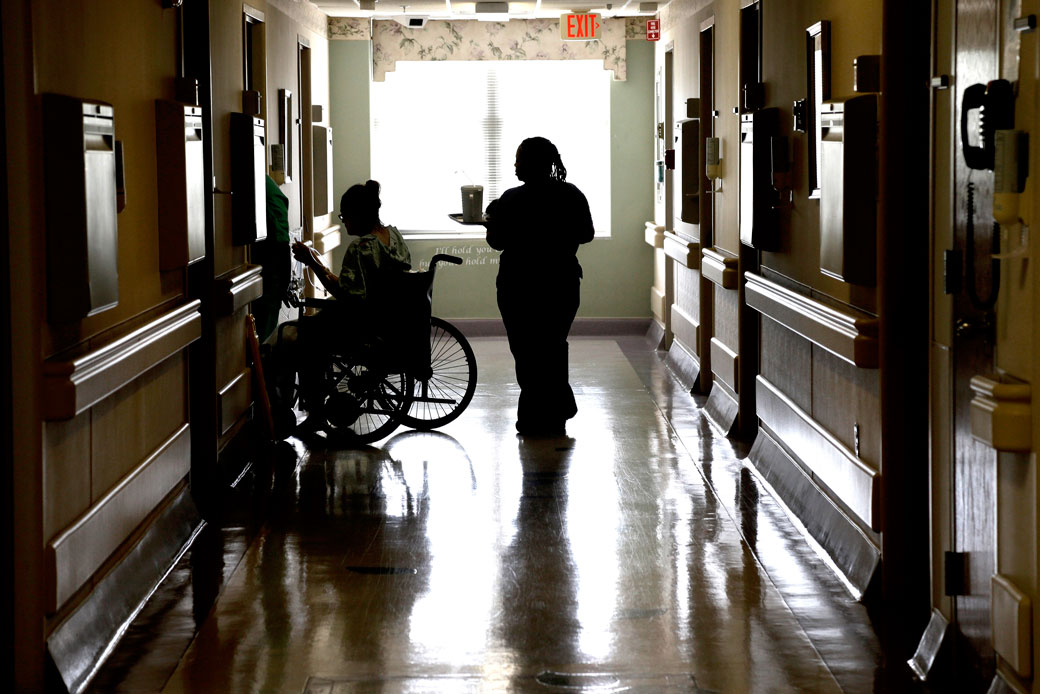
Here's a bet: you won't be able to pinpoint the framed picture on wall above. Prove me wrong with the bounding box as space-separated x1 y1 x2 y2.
806 20 830 199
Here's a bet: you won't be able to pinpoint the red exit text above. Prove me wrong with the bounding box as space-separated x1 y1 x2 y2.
560 13 601 41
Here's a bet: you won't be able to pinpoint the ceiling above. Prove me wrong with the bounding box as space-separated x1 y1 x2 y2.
314 0 667 20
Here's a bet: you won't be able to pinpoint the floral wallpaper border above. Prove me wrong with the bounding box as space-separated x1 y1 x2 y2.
373 18 629 81
330 15 649 42
625 16 646 40
329 16 656 81
329 17 371 41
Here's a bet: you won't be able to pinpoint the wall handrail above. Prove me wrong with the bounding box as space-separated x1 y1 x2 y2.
312 223 343 255
644 221 665 248
744 271 878 368
701 247 738 289
663 231 700 267
215 264 264 316
42 300 202 419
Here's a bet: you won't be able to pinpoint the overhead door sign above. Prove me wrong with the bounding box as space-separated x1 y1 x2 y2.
561 13 601 41
647 19 661 41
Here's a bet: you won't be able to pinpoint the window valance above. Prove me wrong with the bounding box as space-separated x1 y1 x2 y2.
329 17 646 82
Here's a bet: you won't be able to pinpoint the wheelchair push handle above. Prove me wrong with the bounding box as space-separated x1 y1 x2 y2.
430 254 463 268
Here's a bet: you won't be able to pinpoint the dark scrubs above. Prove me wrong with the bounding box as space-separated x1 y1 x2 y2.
485 179 595 432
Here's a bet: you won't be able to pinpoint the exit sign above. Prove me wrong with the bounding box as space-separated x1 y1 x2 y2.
560 13 601 41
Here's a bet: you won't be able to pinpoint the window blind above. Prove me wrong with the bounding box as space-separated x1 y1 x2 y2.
370 60 611 235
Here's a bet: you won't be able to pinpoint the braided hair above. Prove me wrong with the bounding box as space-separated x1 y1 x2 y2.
340 180 383 234
516 137 567 182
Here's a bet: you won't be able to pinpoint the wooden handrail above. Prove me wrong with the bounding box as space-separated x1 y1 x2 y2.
744 272 878 368
42 301 202 420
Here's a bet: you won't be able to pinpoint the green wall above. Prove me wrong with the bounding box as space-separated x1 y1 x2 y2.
330 39 654 319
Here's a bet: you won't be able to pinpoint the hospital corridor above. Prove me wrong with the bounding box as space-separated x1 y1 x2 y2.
86 338 881 693
5 0 1040 693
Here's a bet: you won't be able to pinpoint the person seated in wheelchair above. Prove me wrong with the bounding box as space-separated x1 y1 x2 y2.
287 180 412 428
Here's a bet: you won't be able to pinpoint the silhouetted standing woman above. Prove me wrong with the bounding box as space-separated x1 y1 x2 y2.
485 137 594 435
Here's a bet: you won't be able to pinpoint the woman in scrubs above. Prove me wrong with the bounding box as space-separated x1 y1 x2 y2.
484 137 595 436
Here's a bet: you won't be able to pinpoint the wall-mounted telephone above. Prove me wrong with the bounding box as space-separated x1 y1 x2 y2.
961 79 1014 171
959 79 1014 313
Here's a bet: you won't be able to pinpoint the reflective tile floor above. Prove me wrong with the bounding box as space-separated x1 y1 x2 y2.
88 336 918 694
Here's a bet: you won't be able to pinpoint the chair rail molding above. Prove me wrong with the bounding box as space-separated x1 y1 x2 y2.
42 301 202 420
312 224 342 255
644 221 665 248
969 375 1032 452
744 272 878 368
663 231 700 267
215 264 264 316
701 247 738 289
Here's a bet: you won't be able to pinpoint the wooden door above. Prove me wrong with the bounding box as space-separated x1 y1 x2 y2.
943 0 1005 682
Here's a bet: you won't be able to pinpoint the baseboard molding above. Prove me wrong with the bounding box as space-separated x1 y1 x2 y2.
650 285 667 322
987 672 1026 694
450 317 652 338
645 320 666 350
756 376 879 530
710 337 739 392
218 369 253 437
47 424 192 611
703 381 739 436
669 303 699 354
666 338 700 392
47 485 202 694
746 429 880 598
908 608 950 682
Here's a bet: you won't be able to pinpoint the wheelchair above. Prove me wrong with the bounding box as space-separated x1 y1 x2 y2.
269 254 478 444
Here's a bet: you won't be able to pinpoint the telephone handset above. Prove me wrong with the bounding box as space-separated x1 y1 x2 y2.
958 79 1014 316
960 79 1014 170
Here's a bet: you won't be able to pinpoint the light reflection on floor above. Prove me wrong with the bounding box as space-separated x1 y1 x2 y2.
91 337 888 694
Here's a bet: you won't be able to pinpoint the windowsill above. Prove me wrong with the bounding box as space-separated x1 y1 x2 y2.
400 230 611 242
400 230 489 241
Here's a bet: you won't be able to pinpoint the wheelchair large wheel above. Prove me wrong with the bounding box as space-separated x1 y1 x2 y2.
322 358 412 443
400 317 477 431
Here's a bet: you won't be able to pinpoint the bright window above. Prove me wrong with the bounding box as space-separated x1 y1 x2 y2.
370 60 611 235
